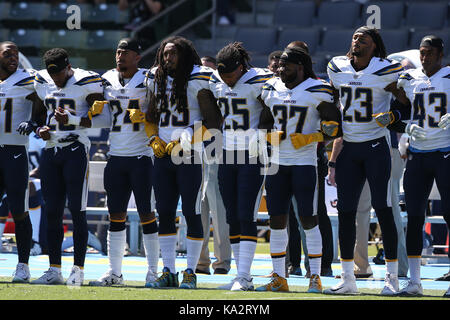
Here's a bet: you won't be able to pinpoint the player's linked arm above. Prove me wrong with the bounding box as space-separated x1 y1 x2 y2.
16 92 50 139
372 82 411 128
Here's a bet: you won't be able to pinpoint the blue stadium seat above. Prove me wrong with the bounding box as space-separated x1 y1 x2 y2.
44 2 92 29
9 29 45 49
361 1 405 29
277 27 321 54
250 54 270 69
316 1 361 29
43 29 89 50
0 2 11 21
234 27 277 55
85 3 129 28
317 29 354 56
273 1 316 28
405 2 448 30
379 29 409 55
3 2 51 28
0 29 9 42
87 30 128 50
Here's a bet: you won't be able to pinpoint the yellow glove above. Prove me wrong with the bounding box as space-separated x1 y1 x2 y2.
290 132 323 149
165 140 180 156
321 120 339 137
373 111 395 127
149 136 167 158
128 109 146 123
88 100 108 120
266 131 284 146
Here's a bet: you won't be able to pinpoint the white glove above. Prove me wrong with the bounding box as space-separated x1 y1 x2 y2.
438 113 450 130
398 133 409 157
180 129 192 153
405 123 427 141
248 132 259 158
65 109 82 126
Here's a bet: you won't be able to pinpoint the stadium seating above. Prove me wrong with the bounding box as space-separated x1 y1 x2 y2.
43 29 89 50
87 30 128 50
277 27 321 55
234 26 277 55
316 1 361 29
2 2 51 29
273 1 316 28
317 29 354 56
379 29 409 55
361 1 405 29
8 29 45 55
405 1 448 30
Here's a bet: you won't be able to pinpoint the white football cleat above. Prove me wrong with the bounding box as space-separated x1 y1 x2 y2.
12 263 30 283
31 267 64 285
145 270 158 286
66 266 84 286
398 280 423 296
444 286 450 298
217 277 239 290
230 277 254 291
380 273 399 296
89 270 123 286
323 274 358 295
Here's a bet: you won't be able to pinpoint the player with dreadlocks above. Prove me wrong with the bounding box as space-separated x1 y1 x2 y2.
324 26 411 295
139 36 221 289
209 42 274 291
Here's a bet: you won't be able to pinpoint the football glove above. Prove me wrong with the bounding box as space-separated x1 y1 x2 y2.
149 136 167 158
320 120 339 137
290 132 324 149
405 123 426 141
128 109 146 123
438 113 450 130
144 122 158 139
17 121 38 136
266 131 284 146
64 109 82 126
165 140 179 156
88 100 108 120
248 133 260 158
373 111 395 127
192 125 213 143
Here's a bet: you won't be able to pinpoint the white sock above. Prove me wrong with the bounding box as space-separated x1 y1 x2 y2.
342 260 355 278
186 237 203 271
386 259 398 276
107 230 126 276
270 228 288 278
408 257 421 284
159 234 177 274
143 232 160 274
231 242 240 271
238 240 257 280
0 223 5 239
304 225 322 276
29 207 41 243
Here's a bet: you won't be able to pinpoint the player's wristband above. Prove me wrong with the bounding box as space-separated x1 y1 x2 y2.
35 127 42 137
328 161 336 168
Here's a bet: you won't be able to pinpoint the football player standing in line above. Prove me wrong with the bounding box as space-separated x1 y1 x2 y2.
256 46 342 293
0 41 36 283
325 27 410 295
88 38 160 287
396 35 450 298
144 36 221 289
209 42 273 291
30 48 110 286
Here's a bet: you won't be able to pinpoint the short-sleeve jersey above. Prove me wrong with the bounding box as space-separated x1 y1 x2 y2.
209 67 273 150
34 68 103 149
261 77 334 166
0 68 35 146
397 66 450 152
103 68 151 157
327 56 403 142
145 65 212 146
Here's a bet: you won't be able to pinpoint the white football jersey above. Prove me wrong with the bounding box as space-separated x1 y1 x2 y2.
327 56 403 142
34 68 103 148
261 77 334 166
397 66 450 152
209 67 273 150
103 68 151 157
145 65 213 148
0 68 35 146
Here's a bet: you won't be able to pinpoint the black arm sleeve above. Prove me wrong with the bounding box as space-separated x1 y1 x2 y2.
387 98 410 133
317 101 343 139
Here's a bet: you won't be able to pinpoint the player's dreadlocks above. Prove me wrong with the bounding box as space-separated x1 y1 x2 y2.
215 42 253 73
152 36 201 114
346 26 387 60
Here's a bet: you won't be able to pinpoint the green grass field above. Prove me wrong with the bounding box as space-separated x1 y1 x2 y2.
0 278 447 300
